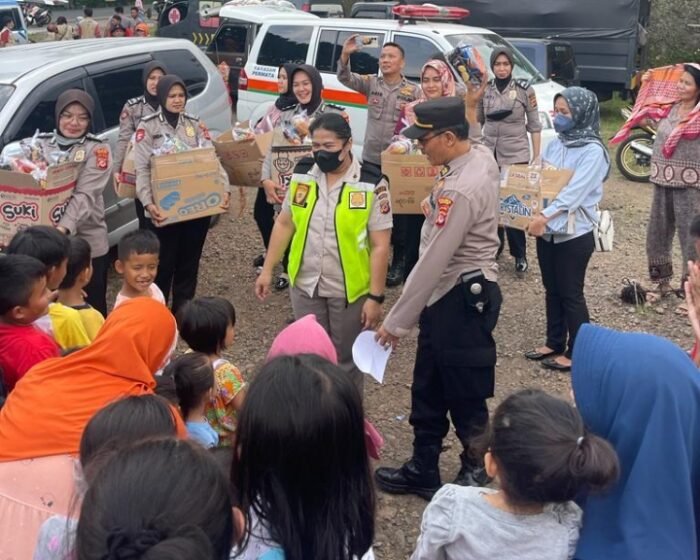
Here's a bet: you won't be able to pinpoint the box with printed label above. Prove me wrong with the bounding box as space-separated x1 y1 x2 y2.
116 141 136 198
271 144 313 192
150 147 227 226
499 165 573 231
0 162 79 246
213 121 273 187
381 151 439 214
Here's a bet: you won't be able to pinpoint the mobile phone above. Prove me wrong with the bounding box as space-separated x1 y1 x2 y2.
355 35 378 48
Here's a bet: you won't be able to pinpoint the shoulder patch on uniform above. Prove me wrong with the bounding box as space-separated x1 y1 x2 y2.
527 91 538 109
435 196 453 228
94 146 110 170
293 156 315 175
374 177 391 214
135 128 146 143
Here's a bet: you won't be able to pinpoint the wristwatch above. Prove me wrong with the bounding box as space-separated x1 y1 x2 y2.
367 293 385 304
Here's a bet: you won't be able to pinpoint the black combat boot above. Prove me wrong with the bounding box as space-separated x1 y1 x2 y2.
374 444 442 501
385 255 405 288
453 450 491 487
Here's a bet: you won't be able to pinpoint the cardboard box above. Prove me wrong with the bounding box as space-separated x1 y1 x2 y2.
271 144 313 191
381 151 439 214
499 165 573 231
213 122 273 188
150 147 227 226
117 142 136 198
0 162 79 246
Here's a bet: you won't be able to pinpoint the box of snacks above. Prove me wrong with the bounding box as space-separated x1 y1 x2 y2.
381 137 439 214
270 111 313 190
116 142 137 198
213 121 272 187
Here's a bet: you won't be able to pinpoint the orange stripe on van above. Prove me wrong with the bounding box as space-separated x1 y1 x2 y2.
247 78 369 109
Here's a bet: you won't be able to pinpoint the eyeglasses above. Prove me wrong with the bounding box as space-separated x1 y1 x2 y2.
417 131 445 145
59 112 90 125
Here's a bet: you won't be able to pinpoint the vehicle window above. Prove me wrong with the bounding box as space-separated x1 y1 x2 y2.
0 8 22 29
516 46 537 67
551 45 576 80
352 10 388 19
257 25 312 66
210 23 248 55
446 33 545 83
315 29 385 75
153 50 208 97
0 85 13 114
91 66 145 130
392 34 441 82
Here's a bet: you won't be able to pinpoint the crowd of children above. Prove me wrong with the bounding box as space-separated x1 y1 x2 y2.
0 223 699 559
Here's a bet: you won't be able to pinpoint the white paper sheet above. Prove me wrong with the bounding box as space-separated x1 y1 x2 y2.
352 330 392 384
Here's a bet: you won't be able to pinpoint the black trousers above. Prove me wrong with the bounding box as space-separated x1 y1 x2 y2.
253 188 289 272
536 232 594 358
84 252 110 317
410 279 502 450
153 216 210 315
134 199 150 231
497 226 526 259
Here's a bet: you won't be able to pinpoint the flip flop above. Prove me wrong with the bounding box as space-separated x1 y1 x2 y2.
541 357 571 372
524 349 558 361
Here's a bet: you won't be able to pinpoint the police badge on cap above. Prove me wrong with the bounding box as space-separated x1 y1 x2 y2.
402 97 469 140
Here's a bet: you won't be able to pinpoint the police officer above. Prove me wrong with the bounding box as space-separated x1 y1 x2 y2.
337 35 420 287
376 94 502 499
133 74 231 314
478 47 542 273
114 61 167 228
255 112 392 393
25 89 111 316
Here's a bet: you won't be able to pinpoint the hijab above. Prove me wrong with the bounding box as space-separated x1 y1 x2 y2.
156 74 187 128
291 64 324 115
490 47 514 93
142 60 168 109
403 59 457 128
555 86 611 179
53 89 94 148
572 324 700 560
275 63 299 111
0 299 180 461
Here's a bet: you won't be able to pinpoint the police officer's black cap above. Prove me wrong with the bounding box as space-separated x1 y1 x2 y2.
402 97 468 140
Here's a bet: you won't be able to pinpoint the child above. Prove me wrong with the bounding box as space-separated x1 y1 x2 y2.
113 229 165 309
33 394 178 560
177 297 246 448
0 255 60 392
57 237 105 341
232 354 375 560
411 389 619 560
164 352 219 448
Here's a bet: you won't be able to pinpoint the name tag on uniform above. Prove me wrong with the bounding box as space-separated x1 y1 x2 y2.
73 149 85 162
292 183 311 207
349 191 367 209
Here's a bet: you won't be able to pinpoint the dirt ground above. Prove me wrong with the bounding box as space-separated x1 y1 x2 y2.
106 161 691 559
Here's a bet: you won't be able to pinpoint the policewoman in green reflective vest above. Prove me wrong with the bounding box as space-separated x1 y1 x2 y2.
255 112 393 393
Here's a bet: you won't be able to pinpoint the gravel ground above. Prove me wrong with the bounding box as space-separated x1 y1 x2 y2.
105 161 690 560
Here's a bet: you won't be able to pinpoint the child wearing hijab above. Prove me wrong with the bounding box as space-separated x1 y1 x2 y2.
572 324 700 560
524 87 610 372
411 388 618 560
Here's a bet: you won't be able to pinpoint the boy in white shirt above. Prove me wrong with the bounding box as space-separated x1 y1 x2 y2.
114 229 165 309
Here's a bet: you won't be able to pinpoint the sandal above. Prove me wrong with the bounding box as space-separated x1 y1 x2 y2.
274 273 289 291
524 348 558 361
646 282 674 303
541 357 571 372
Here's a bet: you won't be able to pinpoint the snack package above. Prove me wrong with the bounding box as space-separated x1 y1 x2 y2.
283 111 312 145
230 122 256 142
0 130 57 181
387 136 424 155
153 134 192 156
447 43 487 86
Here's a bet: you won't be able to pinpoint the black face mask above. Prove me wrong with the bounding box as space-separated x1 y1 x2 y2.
313 143 348 173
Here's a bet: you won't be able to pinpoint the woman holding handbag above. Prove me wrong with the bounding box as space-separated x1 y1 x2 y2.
524 87 609 372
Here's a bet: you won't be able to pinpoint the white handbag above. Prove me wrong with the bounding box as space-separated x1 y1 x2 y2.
593 209 614 252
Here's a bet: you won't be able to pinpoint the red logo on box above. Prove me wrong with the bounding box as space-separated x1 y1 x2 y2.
414 167 425 177
0 201 39 222
400 166 412 177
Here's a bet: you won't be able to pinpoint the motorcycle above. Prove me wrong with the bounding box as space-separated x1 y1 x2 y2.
614 106 655 183
24 4 52 26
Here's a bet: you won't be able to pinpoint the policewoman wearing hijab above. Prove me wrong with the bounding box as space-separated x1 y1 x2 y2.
251 63 297 272
113 60 168 229
572 324 700 560
479 47 542 274
524 87 609 372
133 74 231 314
255 112 392 393
29 89 111 316
259 64 347 290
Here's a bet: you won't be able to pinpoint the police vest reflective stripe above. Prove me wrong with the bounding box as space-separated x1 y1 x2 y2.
287 173 375 304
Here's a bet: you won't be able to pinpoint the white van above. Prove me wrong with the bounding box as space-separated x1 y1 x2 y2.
220 6 564 156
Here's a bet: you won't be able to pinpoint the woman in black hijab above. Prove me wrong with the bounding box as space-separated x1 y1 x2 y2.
114 60 168 228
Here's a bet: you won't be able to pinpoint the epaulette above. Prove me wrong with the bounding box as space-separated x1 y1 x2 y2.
360 164 382 184
126 95 145 106
293 156 315 175
85 133 102 142
141 112 160 122
324 102 346 112
36 132 53 138
514 78 532 90
182 112 199 121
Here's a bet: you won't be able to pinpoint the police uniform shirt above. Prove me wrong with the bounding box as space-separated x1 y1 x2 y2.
114 96 158 173
478 80 542 165
133 112 230 208
34 134 111 259
281 157 393 298
337 58 420 166
383 143 500 336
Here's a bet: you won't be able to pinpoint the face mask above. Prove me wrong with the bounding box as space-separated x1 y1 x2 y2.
553 113 575 133
313 146 345 173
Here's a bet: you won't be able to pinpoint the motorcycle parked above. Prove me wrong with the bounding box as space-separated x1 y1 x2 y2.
614 106 655 183
24 4 52 26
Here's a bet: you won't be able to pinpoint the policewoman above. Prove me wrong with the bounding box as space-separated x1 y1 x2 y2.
255 112 392 392
134 74 230 314
479 47 542 273
113 60 167 228
30 89 111 316
376 93 502 500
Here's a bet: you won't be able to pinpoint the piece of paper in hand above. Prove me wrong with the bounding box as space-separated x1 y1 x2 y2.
352 330 392 383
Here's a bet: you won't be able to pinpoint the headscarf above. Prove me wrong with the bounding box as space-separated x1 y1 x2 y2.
490 47 514 93
156 74 187 128
275 63 299 111
403 60 457 128
142 60 168 109
572 324 700 560
54 89 94 147
291 64 323 115
555 86 611 179
0 299 180 461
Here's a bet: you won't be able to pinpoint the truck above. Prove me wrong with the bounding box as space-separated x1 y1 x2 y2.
404 0 651 100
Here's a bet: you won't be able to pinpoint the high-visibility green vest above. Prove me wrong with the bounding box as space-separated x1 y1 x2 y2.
287 171 376 304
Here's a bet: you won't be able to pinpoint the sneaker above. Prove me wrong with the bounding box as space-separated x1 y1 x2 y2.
274 273 289 291
252 253 265 268
515 257 528 273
